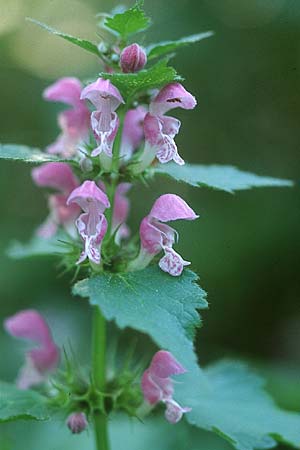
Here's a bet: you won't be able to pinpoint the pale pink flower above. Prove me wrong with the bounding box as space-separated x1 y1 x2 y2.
135 83 196 172
67 412 88 434
112 183 131 243
120 106 147 160
130 194 198 276
81 78 124 159
31 162 80 238
67 181 110 265
44 77 90 158
4 310 59 390
141 350 191 424
120 43 147 73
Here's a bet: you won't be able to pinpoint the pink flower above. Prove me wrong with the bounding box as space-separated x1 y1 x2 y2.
4 310 59 390
31 162 80 238
135 83 196 172
44 77 90 158
120 43 147 73
67 412 88 434
141 350 191 424
67 181 110 265
112 183 131 243
130 194 198 276
81 78 124 159
120 106 147 160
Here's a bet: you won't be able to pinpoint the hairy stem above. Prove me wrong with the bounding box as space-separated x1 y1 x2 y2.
92 307 109 450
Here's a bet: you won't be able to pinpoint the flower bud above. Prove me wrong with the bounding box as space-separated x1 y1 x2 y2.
67 412 88 434
120 43 147 73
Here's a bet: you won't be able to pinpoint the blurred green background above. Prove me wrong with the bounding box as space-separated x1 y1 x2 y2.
0 0 300 449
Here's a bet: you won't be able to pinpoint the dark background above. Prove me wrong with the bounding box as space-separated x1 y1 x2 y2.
0 0 299 448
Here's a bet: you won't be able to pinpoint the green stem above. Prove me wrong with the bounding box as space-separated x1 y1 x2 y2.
92 307 109 450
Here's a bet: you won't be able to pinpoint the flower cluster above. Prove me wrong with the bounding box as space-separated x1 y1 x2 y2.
4 35 198 435
32 52 198 276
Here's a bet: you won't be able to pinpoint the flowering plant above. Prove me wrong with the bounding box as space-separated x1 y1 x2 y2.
0 2 298 450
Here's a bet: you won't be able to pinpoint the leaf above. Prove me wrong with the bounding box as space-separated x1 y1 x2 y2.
100 59 183 99
147 31 214 60
0 381 51 422
27 19 100 57
178 360 300 450
155 163 293 193
0 144 63 164
104 1 151 39
0 414 232 450
73 267 208 382
7 233 73 259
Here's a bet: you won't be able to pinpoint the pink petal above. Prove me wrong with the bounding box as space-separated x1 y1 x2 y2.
43 77 83 106
91 111 119 157
67 180 110 213
140 216 164 255
164 399 191 424
31 163 79 194
112 183 131 234
81 78 124 110
159 247 190 277
150 350 187 378
121 106 147 159
141 369 163 405
150 82 197 116
149 194 198 222
4 310 53 347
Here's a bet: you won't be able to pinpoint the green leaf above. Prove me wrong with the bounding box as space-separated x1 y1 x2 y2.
179 360 300 450
147 31 214 60
0 414 232 450
100 59 182 99
0 382 51 422
0 144 63 164
73 267 208 380
155 163 293 193
7 233 73 259
27 19 100 57
104 1 151 39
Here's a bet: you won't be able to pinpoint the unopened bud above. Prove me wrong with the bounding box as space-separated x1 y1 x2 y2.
120 43 147 73
67 412 88 434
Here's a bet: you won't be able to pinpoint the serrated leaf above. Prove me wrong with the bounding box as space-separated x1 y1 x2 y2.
104 1 151 39
0 144 63 164
73 267 208 382
7 233 72 259
100 59 182 99
0 382 51 422
27 19 100 57
147 31 214 60
155 163 293 193
180 360 300 450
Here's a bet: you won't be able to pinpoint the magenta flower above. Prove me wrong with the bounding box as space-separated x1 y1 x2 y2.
112 183 131 243
130 194 198 276
4 310 59 390
31 162 80 238
81 78 124 159
120 43 147 73
120 106 147 160
135 83 196 172
67 181 110 265
141 350 191 424
43 77 90 158
67 412 88 434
